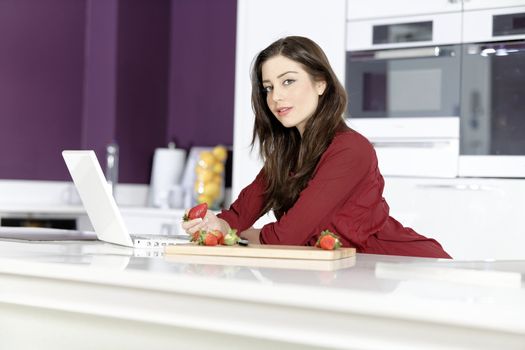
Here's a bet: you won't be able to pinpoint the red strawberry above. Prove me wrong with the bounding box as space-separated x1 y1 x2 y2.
209 230 225 245
319 235 336 250
190 230 201 243
202 232 219 246
316 230 342 250
183 203 208 221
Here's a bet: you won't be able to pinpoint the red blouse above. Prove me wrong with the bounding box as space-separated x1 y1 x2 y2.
218 130 451 258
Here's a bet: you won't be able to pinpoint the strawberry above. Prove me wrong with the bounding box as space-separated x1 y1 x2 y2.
190 230 201 243
202 231 219 246
209 229 225 245
316 230 342 250
183 203 208 221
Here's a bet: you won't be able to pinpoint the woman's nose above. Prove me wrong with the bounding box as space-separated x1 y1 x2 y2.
271 87 283 102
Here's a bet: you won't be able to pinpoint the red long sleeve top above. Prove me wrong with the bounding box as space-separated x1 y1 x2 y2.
218 129 451 258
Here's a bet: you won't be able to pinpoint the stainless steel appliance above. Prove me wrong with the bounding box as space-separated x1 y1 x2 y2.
346 13 462 177
460 6 525 177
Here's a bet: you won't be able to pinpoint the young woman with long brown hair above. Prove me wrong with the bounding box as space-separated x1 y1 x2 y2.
182 36 451 258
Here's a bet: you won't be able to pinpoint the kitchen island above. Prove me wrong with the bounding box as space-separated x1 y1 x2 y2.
0 239 524 350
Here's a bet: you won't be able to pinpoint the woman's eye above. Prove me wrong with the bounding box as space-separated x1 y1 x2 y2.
283 79 295 86
263 86 273 93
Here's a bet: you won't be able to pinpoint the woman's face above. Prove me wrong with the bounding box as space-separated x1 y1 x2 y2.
261 55 326 136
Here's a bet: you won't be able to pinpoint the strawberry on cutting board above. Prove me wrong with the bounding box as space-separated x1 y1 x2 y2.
202 231 219 246
192 229 223 246
209 229 225 245
183 203 208 221
316 230 342 250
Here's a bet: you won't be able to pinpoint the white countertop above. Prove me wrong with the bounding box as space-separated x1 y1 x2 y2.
0 203 185 217
0 238 524 349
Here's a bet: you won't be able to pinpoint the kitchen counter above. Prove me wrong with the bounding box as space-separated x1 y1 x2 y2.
0 203 185 217
0 239 524 349
0 180 191 236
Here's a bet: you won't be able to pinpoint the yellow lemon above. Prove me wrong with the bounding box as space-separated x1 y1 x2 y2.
212 145 228 162
203 181 220 199
198 151 216 168
195 165 207 175
195 169 214 182
197 194 214 206
194 181 204 194
212 162 224 174
211 173 222 185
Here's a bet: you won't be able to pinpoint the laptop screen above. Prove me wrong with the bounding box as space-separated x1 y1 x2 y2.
62 150 134 247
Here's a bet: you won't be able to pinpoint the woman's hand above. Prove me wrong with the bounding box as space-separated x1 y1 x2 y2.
181 210 231 236
240 227 261 244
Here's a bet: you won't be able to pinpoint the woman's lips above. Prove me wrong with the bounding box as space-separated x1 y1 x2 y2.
277 107 292 117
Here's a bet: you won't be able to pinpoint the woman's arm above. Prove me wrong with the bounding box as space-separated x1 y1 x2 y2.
216 169 267 232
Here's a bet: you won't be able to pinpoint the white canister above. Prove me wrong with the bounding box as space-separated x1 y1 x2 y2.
148 145 186 208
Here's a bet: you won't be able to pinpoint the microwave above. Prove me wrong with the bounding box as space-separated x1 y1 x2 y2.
346 13 462 177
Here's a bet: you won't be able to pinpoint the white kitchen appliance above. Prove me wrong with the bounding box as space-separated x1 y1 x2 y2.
346 12 462 177
459 6 525 178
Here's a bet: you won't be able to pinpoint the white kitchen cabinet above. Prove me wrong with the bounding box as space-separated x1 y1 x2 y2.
462 5 525 43
463 0 525 11
233 0 346 199
77 208 186 236
121 208 185 236
383 177 525 260
347 0 462 21
346 12 462 50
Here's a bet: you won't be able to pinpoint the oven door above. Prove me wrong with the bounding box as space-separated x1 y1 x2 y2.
346 44 461 120
459 8 525 177
459 40 525 177
345 45 461 177
345 13 462 177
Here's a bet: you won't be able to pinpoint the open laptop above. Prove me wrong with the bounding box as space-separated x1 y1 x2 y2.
62 150 190 248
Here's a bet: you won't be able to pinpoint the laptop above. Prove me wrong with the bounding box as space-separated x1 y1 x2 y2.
62 150 190 248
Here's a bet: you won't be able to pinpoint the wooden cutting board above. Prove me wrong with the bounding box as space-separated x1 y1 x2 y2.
164 243 355 261
164 254 356 271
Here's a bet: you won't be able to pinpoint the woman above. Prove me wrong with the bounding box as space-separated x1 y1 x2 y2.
182 36 451 258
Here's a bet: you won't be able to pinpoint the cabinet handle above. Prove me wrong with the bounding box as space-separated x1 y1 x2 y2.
416 184 496 191
372 141 452 149
372 46 456 60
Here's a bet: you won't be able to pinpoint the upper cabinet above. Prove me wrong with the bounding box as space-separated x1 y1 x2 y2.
463 0 525 11
347 0 525 20
347 0 462 20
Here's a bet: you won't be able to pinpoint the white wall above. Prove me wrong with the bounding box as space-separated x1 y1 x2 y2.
232 0 347 199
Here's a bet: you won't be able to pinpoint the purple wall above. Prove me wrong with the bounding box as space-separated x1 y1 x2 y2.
82 0 119 161
0 0 236 184
168 0 236 150
0 0 86 180
115 0 172 184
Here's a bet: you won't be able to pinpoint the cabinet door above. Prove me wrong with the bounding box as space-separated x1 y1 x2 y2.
383 177 525 260
347 0 462 20
463 0 525 11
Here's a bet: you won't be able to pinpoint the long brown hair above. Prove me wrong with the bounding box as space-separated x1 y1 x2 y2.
251 36 348 219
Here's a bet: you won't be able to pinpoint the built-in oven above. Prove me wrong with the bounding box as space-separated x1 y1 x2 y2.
345 13 462 177
460 7 525 178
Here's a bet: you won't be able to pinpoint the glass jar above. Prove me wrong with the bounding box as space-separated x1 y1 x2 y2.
193 145 227 210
